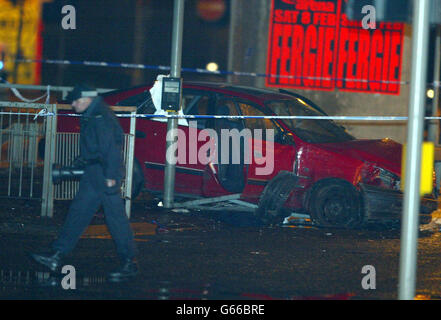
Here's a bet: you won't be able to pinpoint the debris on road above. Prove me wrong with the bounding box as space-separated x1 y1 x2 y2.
282 213 314 228
420 209 441 232
171 208 190 214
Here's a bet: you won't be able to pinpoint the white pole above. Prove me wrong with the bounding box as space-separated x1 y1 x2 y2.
398 0 431 300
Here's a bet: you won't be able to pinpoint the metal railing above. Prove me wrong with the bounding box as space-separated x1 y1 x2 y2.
49 104 137 218
0 102 54 201
0 101 136 219
53 130 136 218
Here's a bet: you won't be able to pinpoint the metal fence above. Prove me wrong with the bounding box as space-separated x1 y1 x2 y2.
53 129 136 218
0 101 137 219
53 132 80 201
0 102 55 202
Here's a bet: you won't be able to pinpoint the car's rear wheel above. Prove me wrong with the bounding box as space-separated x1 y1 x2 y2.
309 181 363 228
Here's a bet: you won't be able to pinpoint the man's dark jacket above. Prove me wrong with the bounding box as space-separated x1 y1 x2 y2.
79 96 124 194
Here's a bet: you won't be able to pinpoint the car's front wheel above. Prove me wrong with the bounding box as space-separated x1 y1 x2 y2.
309 181 363 228
256 171 299 225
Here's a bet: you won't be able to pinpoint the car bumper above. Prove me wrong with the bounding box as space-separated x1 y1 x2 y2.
360 184 437 223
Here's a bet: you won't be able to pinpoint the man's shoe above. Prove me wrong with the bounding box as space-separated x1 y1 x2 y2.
108 258 138 282
31 250 62 272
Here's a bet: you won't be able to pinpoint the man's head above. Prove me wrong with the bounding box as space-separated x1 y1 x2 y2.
66 84 98 113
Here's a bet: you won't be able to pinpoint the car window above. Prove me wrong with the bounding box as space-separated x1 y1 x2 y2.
238 102 279 141
183 93 212 129
266 99 354 143
116 90 156 114
214 98 244 130
215 99 240 116
238 102 276 131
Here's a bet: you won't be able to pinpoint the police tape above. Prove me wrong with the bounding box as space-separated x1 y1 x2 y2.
3 110 441 121
15 58 420 87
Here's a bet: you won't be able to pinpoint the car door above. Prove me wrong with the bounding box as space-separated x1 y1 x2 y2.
121 88 214 196
209 98 249 194
235 100 298 200
170 90 217 196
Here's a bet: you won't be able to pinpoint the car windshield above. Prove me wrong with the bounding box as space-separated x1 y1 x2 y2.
265 99 355 144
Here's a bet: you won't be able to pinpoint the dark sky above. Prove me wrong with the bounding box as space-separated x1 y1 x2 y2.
42 0 230 89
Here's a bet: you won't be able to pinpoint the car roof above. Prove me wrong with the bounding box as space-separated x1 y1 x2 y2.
183 81 292 103
102 81 294 102
183 82 329 115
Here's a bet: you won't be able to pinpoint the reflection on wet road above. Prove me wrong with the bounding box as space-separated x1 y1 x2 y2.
0 269 354 300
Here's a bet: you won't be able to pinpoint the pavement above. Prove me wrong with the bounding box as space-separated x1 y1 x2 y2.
2 193 441 300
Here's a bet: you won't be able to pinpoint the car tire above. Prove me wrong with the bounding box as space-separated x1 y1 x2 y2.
309 181 363 228
256 171 299 225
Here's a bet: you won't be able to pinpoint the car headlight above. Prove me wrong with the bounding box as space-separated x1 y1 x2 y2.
360 162 400 190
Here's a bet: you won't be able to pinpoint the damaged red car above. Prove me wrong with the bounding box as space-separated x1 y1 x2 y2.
58 81 437 228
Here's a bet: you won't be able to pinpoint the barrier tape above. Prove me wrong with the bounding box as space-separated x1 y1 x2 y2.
16 58 420 87
2 110 441 121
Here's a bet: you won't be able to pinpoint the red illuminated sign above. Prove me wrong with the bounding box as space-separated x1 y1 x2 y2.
266 0 405 95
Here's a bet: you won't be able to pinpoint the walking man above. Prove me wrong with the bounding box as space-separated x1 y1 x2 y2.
31 84 138 282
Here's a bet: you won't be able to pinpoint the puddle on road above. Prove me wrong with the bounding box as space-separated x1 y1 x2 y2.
0 269 107 288
0 269 354 300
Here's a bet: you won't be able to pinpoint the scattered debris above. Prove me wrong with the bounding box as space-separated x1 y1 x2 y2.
250 251 268 255
420 209 441 232
282 213 314 228
151 220 169 233
172 208 190 214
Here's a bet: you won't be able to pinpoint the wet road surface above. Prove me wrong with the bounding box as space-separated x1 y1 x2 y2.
1 197 441 300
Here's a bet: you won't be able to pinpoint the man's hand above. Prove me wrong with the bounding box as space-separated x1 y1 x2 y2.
106 179 116 187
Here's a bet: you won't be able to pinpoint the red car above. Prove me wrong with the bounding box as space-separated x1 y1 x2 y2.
57 81 436 228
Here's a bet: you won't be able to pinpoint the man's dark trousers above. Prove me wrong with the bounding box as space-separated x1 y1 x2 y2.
52 174 136 260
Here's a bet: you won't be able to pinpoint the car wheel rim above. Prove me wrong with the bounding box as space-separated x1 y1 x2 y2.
318 186 358 226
